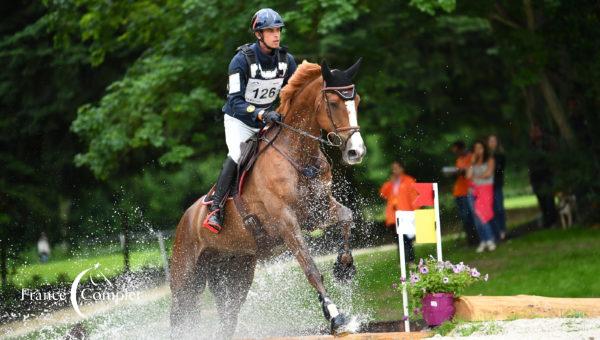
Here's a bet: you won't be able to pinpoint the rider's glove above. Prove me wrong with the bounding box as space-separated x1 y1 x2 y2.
262 110 282 124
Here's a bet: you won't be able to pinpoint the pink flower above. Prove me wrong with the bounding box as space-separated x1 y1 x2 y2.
419 266 429 274
392 282 399 289
470 268 480 278
410 273 420 283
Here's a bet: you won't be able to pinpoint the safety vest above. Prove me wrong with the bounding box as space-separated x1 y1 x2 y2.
237 44 289 106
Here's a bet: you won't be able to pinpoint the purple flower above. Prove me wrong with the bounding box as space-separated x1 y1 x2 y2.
418 258 424 267
443 277 449 284
452 265 462 273
410 273 420 283
444 261 454 269
470 268 481 278
402 315 409 321
413 307 421 314
484 274 489 282
419 266 429 274
392 282 399 289
400 277 406 283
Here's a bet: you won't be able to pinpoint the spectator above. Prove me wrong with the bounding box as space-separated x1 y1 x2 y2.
488 134 507 240
380 161 418 263
528 124 558 228
467 140 497 253
37 232 51 263
451 141 479 246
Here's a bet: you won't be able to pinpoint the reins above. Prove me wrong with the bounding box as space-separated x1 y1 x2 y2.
256 81 360 179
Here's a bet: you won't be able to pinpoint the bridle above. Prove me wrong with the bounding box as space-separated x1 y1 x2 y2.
321 83 361 148
275 83 360 149
264 81 361 179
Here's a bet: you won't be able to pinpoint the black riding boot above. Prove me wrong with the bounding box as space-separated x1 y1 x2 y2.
203 157 237 233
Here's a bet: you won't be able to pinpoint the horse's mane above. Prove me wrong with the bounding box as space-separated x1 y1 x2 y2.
278 61 322 114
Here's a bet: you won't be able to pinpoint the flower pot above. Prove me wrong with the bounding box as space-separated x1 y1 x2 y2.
421 293 455 326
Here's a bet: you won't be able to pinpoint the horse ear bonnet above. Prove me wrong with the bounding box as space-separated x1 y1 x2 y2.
321 58 362 87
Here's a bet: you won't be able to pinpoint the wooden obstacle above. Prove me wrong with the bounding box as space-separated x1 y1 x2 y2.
260 332 431 340
455 295 600 320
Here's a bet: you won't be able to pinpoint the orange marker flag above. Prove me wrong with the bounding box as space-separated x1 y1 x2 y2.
412 183 434 208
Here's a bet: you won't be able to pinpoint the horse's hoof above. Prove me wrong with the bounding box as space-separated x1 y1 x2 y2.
333 256 356 283
330 313 356 336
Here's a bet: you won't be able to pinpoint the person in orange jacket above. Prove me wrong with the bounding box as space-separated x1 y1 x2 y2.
380 161 418 262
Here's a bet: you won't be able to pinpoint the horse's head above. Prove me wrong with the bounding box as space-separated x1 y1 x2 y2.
318 59 366 165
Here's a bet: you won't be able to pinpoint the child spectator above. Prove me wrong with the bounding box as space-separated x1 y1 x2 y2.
37 232 51 263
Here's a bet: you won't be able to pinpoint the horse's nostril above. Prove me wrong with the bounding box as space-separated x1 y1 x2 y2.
348 150 358 158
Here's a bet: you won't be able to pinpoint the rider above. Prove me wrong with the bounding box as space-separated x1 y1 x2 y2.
203 8 297 233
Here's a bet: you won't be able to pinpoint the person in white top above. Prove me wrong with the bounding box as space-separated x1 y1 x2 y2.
37 232 51 263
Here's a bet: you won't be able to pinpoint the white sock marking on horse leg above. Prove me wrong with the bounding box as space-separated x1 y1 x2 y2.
327 304 340 318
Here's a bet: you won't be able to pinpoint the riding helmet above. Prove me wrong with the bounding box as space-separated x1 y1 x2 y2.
251 8 285 32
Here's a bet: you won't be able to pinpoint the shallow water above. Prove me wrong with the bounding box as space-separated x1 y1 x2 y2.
7 252 374 340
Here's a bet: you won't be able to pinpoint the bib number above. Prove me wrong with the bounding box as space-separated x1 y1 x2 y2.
245 78 284 105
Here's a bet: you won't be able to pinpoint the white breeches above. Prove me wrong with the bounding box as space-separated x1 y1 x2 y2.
224 114 260 164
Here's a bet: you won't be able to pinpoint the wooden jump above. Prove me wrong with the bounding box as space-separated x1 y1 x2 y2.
455 295 600 320
258 332 431 340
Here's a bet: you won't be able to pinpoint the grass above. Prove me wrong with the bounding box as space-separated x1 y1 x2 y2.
504 194 538 210
10 248 167 288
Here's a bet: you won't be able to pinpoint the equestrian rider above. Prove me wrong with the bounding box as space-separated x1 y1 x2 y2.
203 8 297 233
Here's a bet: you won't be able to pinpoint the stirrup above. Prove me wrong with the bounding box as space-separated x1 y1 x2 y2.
202 209 223 234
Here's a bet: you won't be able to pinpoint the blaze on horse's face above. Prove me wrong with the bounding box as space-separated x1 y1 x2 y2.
320 59 366 165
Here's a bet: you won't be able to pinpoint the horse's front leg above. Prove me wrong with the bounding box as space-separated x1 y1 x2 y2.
275 206 355 335
331 198 356 283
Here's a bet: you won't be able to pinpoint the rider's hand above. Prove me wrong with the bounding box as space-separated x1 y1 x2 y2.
263 110 282 124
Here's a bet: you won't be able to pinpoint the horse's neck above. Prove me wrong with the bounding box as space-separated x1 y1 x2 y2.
278 101 322 162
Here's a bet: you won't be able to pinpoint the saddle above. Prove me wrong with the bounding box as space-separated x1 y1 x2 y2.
200 131 264 231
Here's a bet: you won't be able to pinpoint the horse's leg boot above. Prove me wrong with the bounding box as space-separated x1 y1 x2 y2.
203 157 237 233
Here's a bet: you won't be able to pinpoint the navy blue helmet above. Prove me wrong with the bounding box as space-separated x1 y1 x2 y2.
251 8 285 32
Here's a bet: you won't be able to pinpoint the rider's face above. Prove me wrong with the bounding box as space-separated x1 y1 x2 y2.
256 28 281 49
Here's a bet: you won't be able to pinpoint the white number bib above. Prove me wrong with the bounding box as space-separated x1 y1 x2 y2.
244 78 284 105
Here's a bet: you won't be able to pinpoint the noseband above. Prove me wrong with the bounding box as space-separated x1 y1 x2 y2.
321 84 361 148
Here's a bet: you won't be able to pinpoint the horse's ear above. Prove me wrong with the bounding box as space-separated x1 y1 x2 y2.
344 57 362 79
321 60 334 85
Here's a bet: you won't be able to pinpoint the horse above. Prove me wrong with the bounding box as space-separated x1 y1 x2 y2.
169 59 366 339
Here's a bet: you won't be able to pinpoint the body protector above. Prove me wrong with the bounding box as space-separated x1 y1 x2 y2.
237 43 289 106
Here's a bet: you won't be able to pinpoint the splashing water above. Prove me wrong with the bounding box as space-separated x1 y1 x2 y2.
5 248 374 339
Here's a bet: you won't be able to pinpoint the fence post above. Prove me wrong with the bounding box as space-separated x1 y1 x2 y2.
157 231 170 282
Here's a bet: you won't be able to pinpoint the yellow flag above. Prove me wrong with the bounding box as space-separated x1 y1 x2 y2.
415 209 436 244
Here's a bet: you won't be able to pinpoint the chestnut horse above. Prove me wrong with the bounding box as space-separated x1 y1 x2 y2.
170 59 366 338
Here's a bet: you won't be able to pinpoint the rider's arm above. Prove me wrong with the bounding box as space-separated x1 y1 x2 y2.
226 54 262 122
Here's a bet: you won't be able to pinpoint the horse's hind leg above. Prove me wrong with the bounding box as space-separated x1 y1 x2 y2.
331 198 356 282
207 254 256 339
